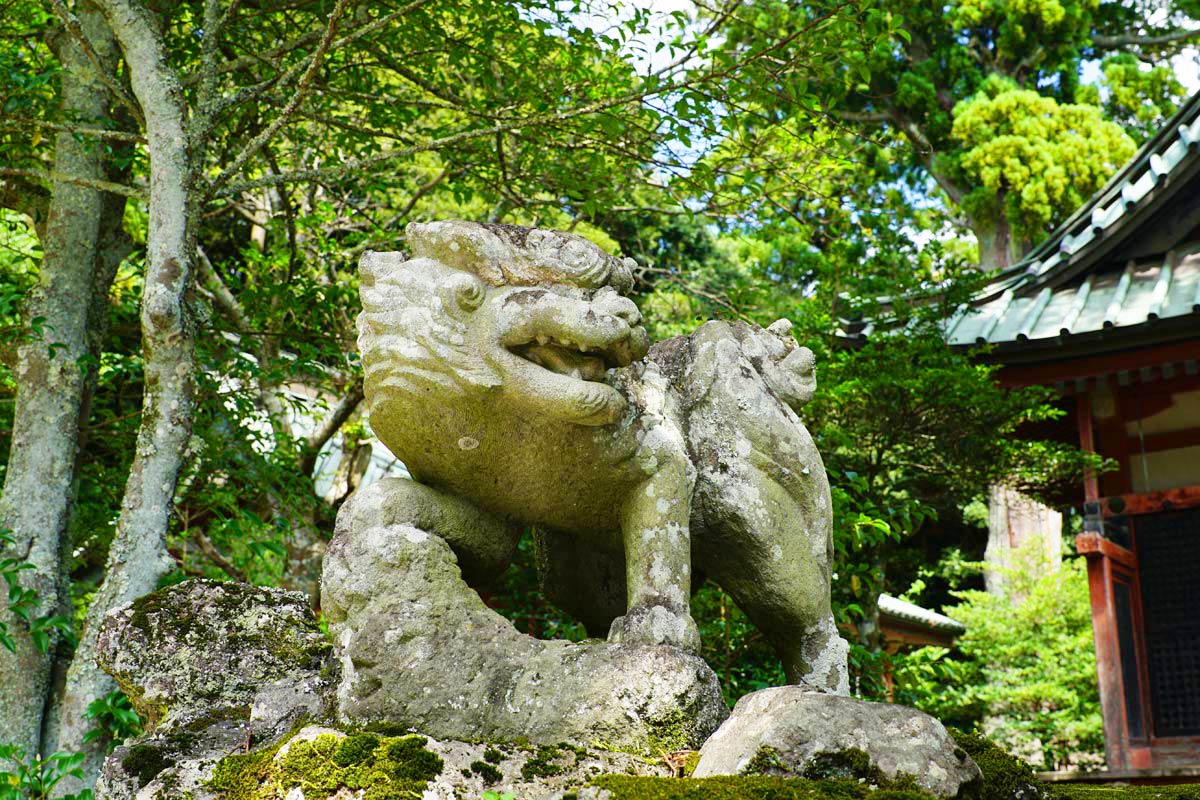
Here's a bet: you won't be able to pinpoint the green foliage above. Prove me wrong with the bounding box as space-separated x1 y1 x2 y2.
707 0 1194 269
490 534 588 642
1079 54 1188 141
947 77 1137 243
899 557 1104 770
82 690 143 751
0 528 74 655
694 583 786 704
0 745 93 800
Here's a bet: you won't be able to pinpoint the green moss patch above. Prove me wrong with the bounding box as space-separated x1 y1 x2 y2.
521 744 567 780
801 748 884 782
121 743 171 787
589 774 936 799
275 733 443 800
471 759 504 783
950 729 1044 800
332 733 380 766
1054 786 1200 799
208 746 281 800
207 731 443 800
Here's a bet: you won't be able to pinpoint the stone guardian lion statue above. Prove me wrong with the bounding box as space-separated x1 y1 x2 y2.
354 221 848 694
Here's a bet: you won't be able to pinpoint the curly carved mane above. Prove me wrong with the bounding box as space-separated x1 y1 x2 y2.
357 250 500 407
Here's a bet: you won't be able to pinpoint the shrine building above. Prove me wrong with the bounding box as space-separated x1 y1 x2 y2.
928 91 1200 773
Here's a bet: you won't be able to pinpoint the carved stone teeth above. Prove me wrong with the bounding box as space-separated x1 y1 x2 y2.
557 337 571 347
537 334 549 346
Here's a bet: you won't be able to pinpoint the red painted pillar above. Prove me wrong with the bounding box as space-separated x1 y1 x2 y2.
1077 392 1131 769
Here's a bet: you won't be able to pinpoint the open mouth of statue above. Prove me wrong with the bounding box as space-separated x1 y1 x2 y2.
510 335 634 382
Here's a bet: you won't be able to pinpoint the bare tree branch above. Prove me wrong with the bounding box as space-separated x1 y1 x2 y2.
207 0 440 119
0 168 145 198
220 3 853 195
206 0 352 196
182 29 322 87
196 244 251 330
1093 28 1200 48
300 380 364 477
192 528 248 582
0 117 145 143
835 109 890 123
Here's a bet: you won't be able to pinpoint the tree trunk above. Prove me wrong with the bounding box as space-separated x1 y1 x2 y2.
53 0 197 786
40 186 131 777
0 1 120 758
972 195 1016 272
984 484 1062 602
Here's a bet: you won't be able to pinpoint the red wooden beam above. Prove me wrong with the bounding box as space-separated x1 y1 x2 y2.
1101 484 1200 518
997 341 1200 389
1077 532 1138 568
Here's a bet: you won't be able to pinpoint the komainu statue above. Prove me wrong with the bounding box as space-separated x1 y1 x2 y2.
355 220 848 693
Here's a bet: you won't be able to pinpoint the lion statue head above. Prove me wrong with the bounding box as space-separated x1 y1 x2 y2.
358 221 651 429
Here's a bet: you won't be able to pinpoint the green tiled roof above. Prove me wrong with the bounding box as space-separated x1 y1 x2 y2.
942 91 1200 351
878 594 966 635
946 245 1200 346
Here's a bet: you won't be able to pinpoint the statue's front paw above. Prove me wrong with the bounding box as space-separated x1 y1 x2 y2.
607 604 700 653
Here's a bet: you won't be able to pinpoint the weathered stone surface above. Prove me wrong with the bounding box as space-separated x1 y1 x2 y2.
94 579 337 800
357 220 848 690
102 721 671 800
324 485 728 752
693 687 982 799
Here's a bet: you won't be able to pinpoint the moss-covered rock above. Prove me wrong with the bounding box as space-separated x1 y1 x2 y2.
97 579 334 733
695 688 980 799
584 774 938 799
1053 785 1200 799
94 581 339 800
949 730 1048 800
119 743 170 787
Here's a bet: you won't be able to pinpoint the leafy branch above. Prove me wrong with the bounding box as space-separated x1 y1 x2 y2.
0 529 74 655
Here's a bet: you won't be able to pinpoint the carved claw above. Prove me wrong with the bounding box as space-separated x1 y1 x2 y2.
607 604 701 653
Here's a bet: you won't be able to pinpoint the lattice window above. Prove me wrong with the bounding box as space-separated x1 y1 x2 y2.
1137 507 1200 737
